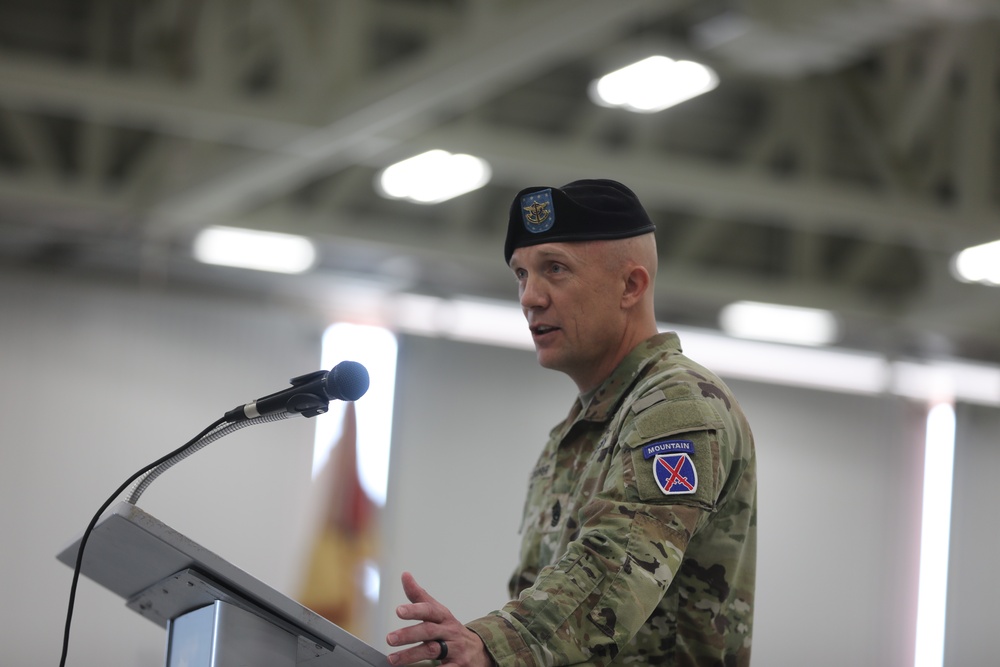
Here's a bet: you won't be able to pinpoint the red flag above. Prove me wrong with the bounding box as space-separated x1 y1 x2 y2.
297 402 378 638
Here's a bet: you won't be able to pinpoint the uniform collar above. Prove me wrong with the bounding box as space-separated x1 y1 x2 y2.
576 331 682 423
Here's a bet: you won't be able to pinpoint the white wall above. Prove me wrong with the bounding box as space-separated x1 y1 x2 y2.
945 403 1000 665
377 334 575 645
2 268 996 667
0 270 325 667
726 379 925 667
379 336 929 667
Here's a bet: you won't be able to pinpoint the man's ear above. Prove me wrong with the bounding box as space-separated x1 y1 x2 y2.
621 265 651 309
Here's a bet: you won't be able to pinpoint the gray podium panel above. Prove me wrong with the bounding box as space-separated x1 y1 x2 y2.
58 501 390 667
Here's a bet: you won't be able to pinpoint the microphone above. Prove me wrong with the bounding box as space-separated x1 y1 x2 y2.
224 360 369 422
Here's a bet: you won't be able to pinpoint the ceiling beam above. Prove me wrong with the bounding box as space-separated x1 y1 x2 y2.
3 114 997 255
414 123 1000 252
147 0 674 230
955 21 998 214
0 55 315 151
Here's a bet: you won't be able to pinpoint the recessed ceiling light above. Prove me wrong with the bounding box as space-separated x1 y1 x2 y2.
376 150 491 204
589 55 719 113
193 225 317 274
951 239 1000 286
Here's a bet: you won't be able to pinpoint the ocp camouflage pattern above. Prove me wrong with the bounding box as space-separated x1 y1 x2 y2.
466 332 757 666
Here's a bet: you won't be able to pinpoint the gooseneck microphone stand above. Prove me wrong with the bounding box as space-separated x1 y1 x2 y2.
126 412 292 504
57 360 372 667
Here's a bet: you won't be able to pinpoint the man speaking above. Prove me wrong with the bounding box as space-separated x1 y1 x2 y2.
386 179 757 666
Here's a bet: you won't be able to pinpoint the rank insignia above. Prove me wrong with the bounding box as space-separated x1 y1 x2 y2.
653 453 698 495
521 188 555 234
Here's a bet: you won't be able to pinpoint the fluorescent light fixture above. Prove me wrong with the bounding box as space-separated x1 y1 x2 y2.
719 301 838 346
678 328 888 395
589 55 719 113
914 401 956 667
376 149 491 204
193 225 316 274
951 239 1000 286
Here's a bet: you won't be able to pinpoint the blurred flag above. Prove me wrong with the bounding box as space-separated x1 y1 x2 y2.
297 402 378 638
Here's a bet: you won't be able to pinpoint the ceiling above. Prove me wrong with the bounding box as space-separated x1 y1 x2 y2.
1 0 999 365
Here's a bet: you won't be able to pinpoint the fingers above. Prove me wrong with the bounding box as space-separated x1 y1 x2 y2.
388 627 491 667
389 573 447 645
386 619 447 666
396 572 448 624
401 571 439 605
387 639 446 666
388 573 464 666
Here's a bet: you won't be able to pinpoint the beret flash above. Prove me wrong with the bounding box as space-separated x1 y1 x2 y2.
504 179 656 264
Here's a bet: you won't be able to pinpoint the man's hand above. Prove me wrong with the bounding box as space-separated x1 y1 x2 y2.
386 572 493 667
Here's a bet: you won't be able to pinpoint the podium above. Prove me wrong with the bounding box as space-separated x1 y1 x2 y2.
57 502 391 667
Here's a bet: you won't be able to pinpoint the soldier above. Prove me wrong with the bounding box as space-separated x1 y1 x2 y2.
387 179 757 666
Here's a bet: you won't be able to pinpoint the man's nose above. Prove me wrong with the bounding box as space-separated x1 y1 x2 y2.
519 277 547 309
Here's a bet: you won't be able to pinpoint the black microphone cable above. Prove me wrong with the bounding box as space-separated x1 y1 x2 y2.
126 412 290 504
57 361 369 666
58 415 228 667
58 412 290 666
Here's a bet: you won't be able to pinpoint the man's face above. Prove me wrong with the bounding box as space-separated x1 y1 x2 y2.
509 242 626 390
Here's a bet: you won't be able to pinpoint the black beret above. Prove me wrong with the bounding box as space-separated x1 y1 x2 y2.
504 179 656 264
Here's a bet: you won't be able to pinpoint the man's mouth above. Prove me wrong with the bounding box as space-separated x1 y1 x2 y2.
530 324 559 337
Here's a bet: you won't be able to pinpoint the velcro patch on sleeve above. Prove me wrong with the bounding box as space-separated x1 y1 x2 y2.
622 400 721 508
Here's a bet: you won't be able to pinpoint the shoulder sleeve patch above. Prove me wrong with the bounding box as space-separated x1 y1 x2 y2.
620 399 724 509
652 452 699 495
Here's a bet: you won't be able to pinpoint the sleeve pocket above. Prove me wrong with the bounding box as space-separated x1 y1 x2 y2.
622 399 722 508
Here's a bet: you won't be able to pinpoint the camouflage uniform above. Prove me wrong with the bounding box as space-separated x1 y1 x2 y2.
466 332 756 666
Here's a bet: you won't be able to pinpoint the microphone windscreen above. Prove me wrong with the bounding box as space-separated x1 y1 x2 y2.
327 361 370 401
